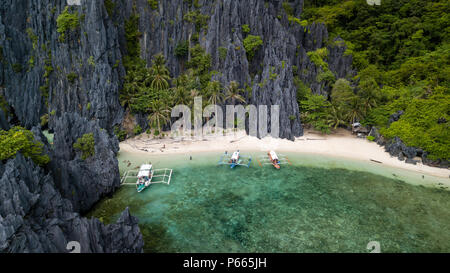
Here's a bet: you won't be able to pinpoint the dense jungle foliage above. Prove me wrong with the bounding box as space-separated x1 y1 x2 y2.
118 1 448 160
297 0 449 160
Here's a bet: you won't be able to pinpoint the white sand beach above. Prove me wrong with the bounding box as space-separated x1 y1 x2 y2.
119 129 450 181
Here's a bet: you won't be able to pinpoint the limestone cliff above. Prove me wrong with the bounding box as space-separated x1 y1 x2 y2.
0 153 143 253
0 0 356 252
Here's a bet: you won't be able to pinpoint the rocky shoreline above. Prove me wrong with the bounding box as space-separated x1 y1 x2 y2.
0 0 447 253
368 127 449 169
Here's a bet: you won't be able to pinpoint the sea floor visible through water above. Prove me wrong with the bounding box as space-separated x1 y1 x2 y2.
87 151 450 253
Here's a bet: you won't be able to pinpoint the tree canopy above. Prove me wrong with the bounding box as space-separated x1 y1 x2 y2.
0 127 50 166
296 0 449 160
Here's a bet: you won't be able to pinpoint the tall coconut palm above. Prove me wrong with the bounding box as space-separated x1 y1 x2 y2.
119 90 135 108
172 85 190 106
327 105 347 130
150 66 170 91
148 101 171 135
152 53 168 68
150 54 170 90
224 81 246 105
360 95 377 116
205 80 224 106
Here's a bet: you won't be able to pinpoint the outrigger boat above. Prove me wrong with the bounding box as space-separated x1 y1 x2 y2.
136 164 153 192
257 151 291 169
120 163 173 192
268 151 281 169
218 150 252 168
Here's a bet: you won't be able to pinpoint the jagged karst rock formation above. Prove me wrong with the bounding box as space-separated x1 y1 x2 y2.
0 153 143 253
0 1 141 253
0 0 354 138
107 0 354 139
50 112 121 213
0 0 124 131
0 109 9 130
369 127 449 168
5 0 442 253
0 0 359 252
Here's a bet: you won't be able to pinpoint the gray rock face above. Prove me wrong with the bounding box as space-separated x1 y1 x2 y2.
116 0 356 139
0 154 143 253
1 0 356 139
0 0 124 131
0 109 8 130
0 0 358 252
385 137 417 160
388 110 404 125
385 137 449 168
50 112 121 214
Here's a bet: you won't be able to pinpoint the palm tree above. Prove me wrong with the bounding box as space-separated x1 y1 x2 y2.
152 53 168 68
327 105 347 130
173 73 189 87
148 101 171 135
224 81 246 105
149 54 170 90
360 95 377 116
172 85 190 106
119 90 134 108
150 66 170 91
205 80 224 106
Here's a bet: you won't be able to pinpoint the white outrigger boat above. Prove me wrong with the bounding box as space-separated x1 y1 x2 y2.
218 150 252 169
136 164 153 192
121 163 173 193
257 151 291 169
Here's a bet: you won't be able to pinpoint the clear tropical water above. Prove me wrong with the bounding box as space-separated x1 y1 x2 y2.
87 151 450 253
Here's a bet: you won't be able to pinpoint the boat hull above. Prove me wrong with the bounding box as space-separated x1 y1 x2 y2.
268 152 281 169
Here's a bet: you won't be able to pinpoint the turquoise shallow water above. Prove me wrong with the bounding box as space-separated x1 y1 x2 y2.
88 151 450 253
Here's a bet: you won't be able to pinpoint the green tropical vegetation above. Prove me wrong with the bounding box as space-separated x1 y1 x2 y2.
0 127 50 166
115 1 448 161
104 0 116 16
225 81 246 105
295 0 449 160
73 133 95 160
148 0 159 10
56 6 80 42
0 94 9 117
118 5 247 138
243 35 263 61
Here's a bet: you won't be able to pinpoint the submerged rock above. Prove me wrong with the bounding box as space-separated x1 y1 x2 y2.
0 154 143 253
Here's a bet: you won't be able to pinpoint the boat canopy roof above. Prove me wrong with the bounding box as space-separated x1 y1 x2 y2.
140 164 152 170
138 164 152 178
269 151 278 160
